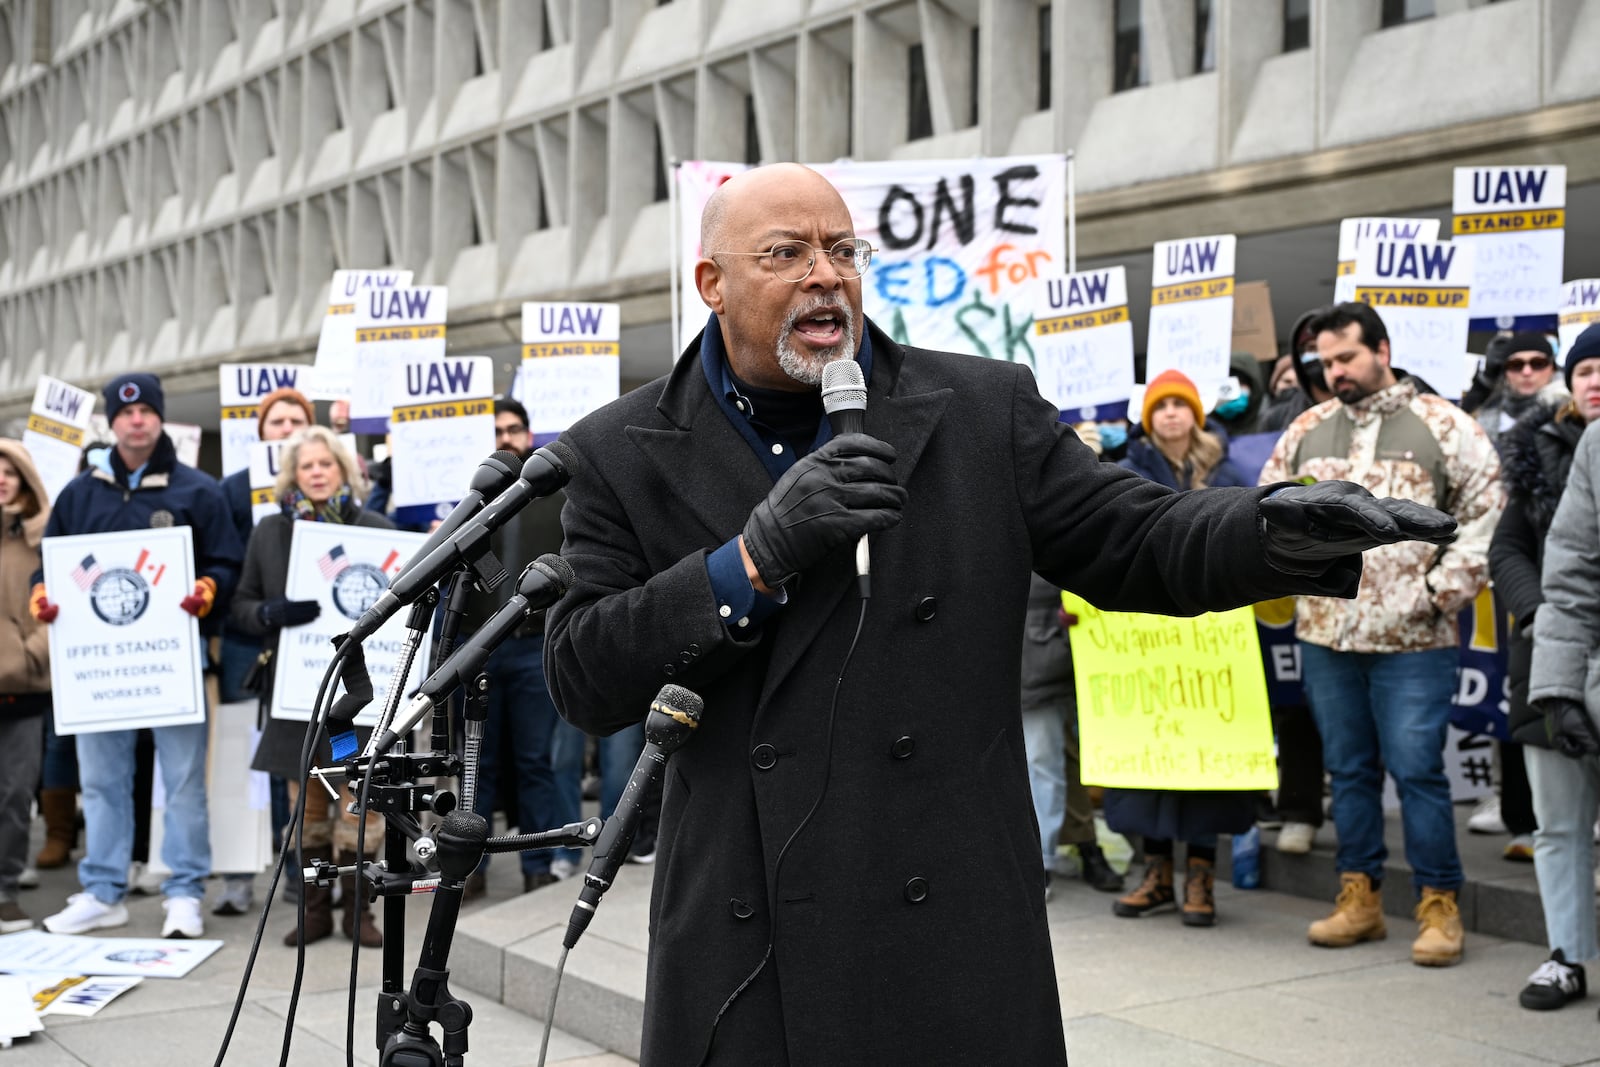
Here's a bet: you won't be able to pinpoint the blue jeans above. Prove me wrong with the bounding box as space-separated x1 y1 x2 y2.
1525 745 1600 962
1299 643 1462 893
76 722 211 903
42 714 77 791
473 634 579 873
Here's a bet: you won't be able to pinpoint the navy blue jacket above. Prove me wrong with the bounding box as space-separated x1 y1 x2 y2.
1118 423 1249 491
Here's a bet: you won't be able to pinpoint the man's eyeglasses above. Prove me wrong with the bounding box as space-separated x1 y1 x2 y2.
710 238 876 283
1505 356 1554 374
495 423 528 438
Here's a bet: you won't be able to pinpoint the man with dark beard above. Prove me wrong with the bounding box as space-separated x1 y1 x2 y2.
544 167 1458 1066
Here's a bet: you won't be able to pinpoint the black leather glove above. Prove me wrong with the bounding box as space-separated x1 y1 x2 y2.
259 597 322 629
1539 697 1600 759
1259 481 1458 571
742 433 907 589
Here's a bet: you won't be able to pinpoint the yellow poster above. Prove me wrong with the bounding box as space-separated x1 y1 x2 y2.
1063 592 1277 790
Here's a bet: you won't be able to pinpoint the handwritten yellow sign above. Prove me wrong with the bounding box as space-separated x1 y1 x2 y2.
1063 592 1277 790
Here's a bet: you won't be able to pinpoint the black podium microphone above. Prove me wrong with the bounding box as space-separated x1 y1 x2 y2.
563 685 704 950
820 359 873 590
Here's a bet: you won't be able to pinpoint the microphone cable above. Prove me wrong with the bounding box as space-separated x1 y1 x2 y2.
536 946 571 1067
695 588 871 1067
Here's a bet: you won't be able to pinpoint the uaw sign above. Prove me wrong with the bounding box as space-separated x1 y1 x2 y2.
309 269 413 401
1559 279 1600 355
1352 238 1474 399
518 302 621 440
1452 165 1566 330
41 527 204 735
349 285 448 434
24 377 95 504
389 356 494 525
1333 217 1441 303
217 363 302 477
1026 267 1135 423
271 523 429 726
1146 235 1237 403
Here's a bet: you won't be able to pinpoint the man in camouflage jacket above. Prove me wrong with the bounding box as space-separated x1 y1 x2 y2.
1260 302 1504 967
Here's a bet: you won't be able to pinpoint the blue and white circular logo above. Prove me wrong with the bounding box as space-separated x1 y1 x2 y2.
331 563 389 621
90 569 150 626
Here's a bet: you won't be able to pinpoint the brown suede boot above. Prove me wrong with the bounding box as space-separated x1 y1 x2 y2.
1308 871 1387 947
34 789 78 869
1412 887 1463 967
1181 857 1216 927
283 847 335 946
341 872 382 948
1113 855 1175 918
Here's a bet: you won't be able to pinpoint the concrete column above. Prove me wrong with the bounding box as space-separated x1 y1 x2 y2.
854 8 910 160
796 24 852 163
1145 0 1194 83
1314 0 1380 148
979 0 1039 156
1055 0 1111 151
1218 0 1280 159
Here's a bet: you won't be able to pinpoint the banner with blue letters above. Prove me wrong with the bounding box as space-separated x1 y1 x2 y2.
517 302 621 443
308 269 413 401
1146 235 1237 404
349 286 449 435
23 376 95 504
1352 238 1473 399
388 356 494 527
217 363 303 477
1558 278 1600 355
1452 165 1566 331
1025 267 1134 423
1333 217 1441 303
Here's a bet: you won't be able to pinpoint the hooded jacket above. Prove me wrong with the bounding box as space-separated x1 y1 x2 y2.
1260 375 1504 653
1215 350 1267 436
0 440 51 705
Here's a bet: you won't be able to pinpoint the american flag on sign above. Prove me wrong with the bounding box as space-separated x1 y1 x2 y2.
317 545 350 580
70 554 102 590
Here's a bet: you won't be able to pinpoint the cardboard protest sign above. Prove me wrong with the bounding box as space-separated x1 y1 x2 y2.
1558 278 1600 355
1064 592 1276 791
1146 235 1237 403
388 356 495 526
41 527 204 735
1230 280 1278 365
1333 217 1441 303
1352 238 1474 399
217 363 303 477
1453 165 1566 330
308 269 413 400
349 285 448 434
1027 267 1134 422
518 302 622 439
22 377 94 503
270 523 429 725
676 156 1067 367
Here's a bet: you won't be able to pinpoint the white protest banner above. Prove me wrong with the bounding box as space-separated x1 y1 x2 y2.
389 356 495 522
1333 217 1441 303
271 523 429 725
1352 238 1474 399
309 268 413 401
1558 279 1600 355
165 422 202 468
246 433 359 526
676 157 1068 368
0 931 221 979
1146 235 1238 403
349 285 448 434
217 363 303 477
41 527 203 735
1452 165 1566 329
519 301 621 438
22 377 94 503
1027 267 1135 422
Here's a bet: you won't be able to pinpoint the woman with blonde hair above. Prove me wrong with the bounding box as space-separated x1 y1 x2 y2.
230 426 391 947
1119 370 1249 491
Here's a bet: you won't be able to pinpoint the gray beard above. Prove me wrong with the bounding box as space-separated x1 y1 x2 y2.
776 305 857 386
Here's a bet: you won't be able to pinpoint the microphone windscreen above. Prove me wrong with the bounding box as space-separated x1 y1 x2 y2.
529 553 575 596
652 684 705 727
821 360 867 416
473 450 523 493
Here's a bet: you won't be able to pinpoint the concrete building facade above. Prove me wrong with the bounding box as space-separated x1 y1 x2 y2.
2 0 1600 426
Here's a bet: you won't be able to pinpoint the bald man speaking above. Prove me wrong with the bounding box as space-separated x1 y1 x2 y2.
544 164 1454 1066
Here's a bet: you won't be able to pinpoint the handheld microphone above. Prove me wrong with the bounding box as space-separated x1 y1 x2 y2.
563 684 704 950
820 360 872 589
348 441 573 642
368 554 575 755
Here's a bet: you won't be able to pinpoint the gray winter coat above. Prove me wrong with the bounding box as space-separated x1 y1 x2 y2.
1530 419 1600 718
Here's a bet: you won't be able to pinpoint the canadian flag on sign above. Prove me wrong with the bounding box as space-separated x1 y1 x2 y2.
131 548 166 587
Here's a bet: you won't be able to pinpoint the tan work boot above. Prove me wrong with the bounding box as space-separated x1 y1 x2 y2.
1181 856 1216 927
1412 887 1463 967
34 788 78 869
1308 871 1386 947
1112 855 1175 918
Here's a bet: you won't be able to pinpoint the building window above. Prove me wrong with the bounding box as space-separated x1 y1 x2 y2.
1283 0 1310 51
653 123 669 203
907 43 933 139
1381 0 1433 27
1195 0 1215 73
1114 0 1146 92
743 95 760 164
968 26 980 127
1037 4 1051 111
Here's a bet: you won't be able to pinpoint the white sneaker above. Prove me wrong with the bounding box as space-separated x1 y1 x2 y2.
161 896 204 939
1467 795 1506 835
17 867 38 889
1277 822 1317 854
43 893 129 934
550 857 579 881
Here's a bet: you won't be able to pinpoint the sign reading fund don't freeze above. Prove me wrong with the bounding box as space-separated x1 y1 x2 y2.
1027 267 1134 423
271 523 429 725
1452 165 1566 330
519 302 621 438
217 363 303 477
24 377 95 504
1145 235 1237 403
1333 217 1441 302
349 285 448 434
309 269 413 401
1352 238 1474 399
389 357 495 521
41 527 204 735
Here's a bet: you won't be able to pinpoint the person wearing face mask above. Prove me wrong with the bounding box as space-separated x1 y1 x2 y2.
1259 308 1336 435
1212 351 1266 438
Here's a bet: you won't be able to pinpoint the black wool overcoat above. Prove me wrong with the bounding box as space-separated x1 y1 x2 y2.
544 323 1358 1067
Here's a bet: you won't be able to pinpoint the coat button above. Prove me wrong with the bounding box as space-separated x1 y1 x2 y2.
890 736 915 759
730 898 755 920
663 663 677 677
751 743 778 770
679 651 693 665
915 597 937 622
904 877 929 903
688 643 701 656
